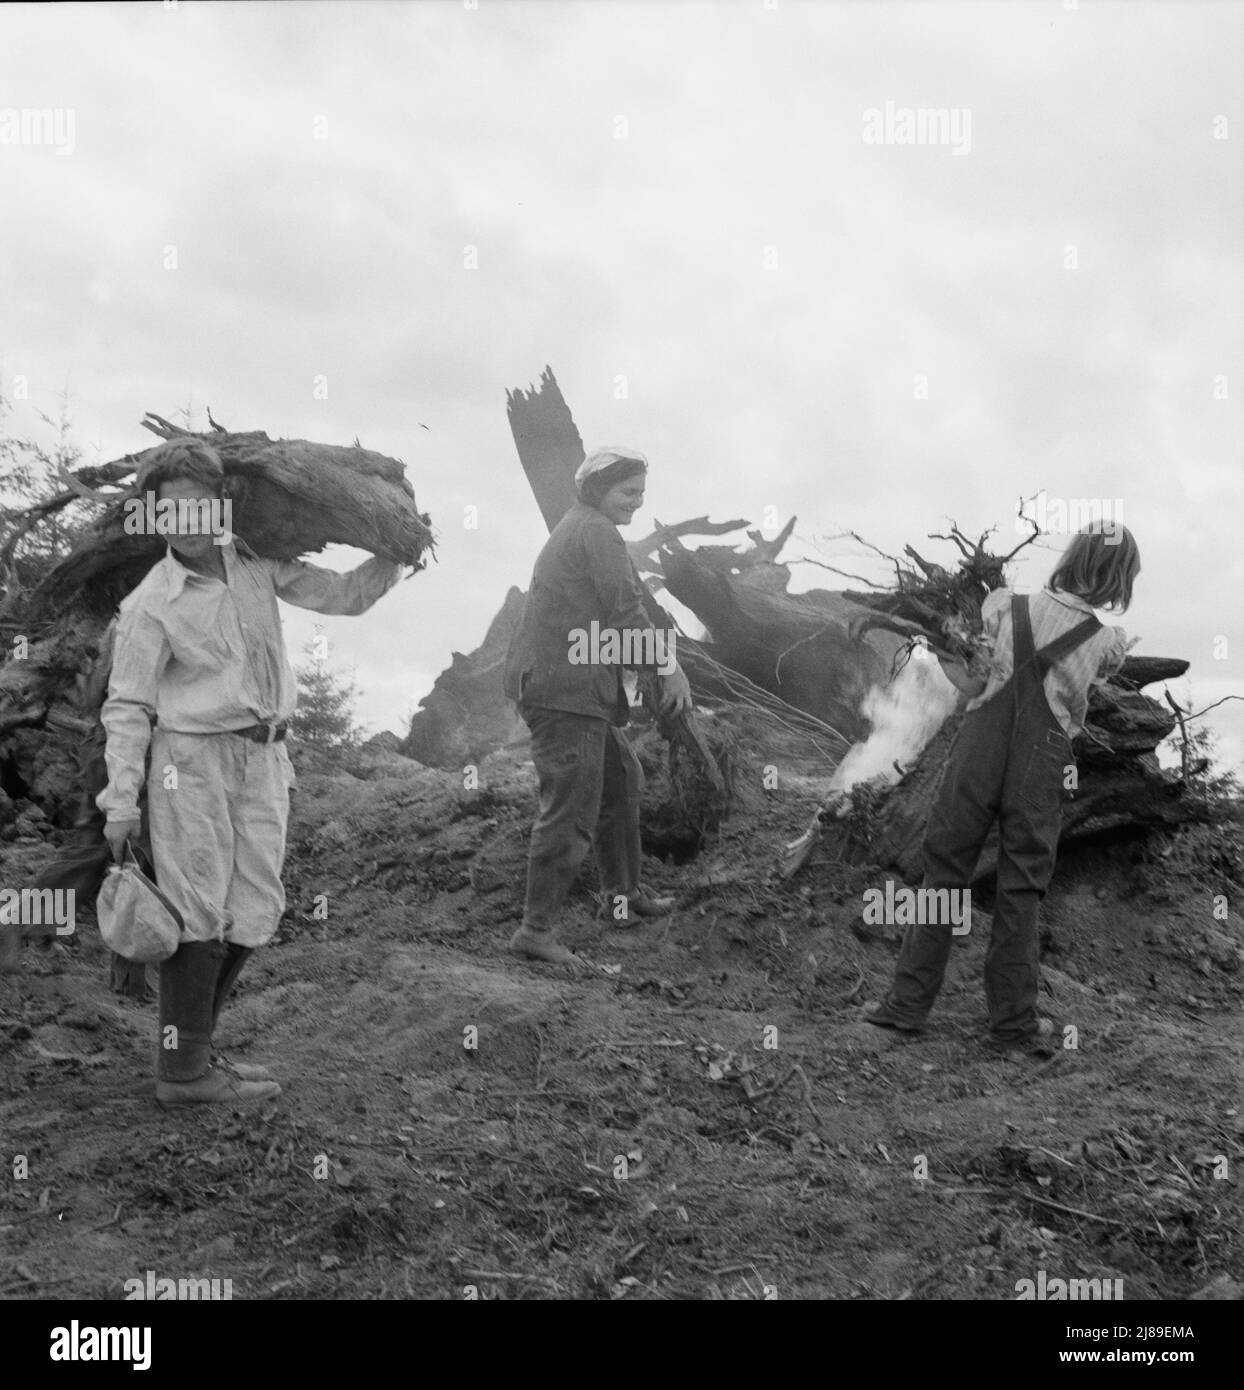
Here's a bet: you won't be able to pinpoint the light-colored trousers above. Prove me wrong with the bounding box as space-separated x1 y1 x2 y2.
147 729 295 948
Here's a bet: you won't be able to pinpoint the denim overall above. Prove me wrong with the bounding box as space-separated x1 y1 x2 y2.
883 596 1101 1041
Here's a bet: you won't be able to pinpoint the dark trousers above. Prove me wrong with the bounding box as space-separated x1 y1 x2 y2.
521 707 644 933
884 616 1078 1039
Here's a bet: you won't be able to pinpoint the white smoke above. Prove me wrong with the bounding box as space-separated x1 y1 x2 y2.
830 648 961 793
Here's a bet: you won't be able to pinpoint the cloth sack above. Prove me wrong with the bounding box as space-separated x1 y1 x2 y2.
96 843 183 963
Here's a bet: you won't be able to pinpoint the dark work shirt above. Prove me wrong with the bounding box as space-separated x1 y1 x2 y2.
504 502 669 725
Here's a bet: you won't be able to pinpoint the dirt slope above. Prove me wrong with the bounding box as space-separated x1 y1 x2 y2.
2 729 1241 1301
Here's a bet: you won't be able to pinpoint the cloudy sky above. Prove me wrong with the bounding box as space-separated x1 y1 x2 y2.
2 0 1241 768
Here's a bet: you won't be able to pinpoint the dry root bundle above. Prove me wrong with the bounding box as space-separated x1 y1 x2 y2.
6 412 435 623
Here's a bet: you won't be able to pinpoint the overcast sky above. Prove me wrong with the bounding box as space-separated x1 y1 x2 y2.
2 0 1240 769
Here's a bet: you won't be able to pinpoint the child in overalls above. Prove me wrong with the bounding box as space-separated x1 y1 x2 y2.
867 522 1140 1055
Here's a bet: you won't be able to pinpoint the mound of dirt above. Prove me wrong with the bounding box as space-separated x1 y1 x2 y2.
2 721 1241 1301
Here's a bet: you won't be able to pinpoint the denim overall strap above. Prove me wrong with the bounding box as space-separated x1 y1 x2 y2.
1010 595 1101 724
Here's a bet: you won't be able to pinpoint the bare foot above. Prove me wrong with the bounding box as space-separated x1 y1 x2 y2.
508 928 608 978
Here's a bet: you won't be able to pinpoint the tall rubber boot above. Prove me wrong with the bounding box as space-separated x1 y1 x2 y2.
156 941 219 1082
154 941 280 1106
211 944 251 1032
209 943 275 1083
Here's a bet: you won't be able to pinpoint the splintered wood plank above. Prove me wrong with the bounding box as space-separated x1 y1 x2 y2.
505 365 585 531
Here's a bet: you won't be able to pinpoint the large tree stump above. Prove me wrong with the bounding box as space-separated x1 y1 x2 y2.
660 543 902 744
403 587 527 768
837 670 1200 884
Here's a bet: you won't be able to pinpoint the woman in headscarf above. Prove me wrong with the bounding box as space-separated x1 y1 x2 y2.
504 447 692 975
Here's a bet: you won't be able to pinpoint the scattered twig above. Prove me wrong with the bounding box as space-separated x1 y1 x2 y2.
80 1202 124 1235
1035 1147 1077 1169
0 1272 78 1296
487 1088 581 1101
792 1063 822 1128
996 1187 1131 1228
833 962 866 1005
461 1269 559 1287
932 1187 1003 1197
1168 1154 1198 1188
618 1241 647 1267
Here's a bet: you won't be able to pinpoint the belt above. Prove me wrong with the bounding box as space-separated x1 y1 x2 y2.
231 722 288 744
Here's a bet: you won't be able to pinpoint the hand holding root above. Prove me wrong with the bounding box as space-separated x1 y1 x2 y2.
659 665 693 717
934 650 990 698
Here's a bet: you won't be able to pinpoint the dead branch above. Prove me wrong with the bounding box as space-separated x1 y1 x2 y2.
743 514 796 565
791 556 889 588
824 528 907 568
628 516 751 571
1164 690 1191 781
54 458 122 504
999 507 1044 562
1180 694 1244 723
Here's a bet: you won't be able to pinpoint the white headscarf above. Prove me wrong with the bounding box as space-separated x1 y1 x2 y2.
573 447 648 495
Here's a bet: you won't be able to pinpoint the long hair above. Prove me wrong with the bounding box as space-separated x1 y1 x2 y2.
1047 520 1140 612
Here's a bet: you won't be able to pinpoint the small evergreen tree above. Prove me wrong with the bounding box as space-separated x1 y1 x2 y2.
0 386 95 598
289 635 362 751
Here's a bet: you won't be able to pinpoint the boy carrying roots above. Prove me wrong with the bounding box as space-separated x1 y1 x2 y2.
97 439 402 1105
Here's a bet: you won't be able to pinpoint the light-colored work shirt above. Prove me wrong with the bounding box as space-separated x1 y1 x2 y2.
97 541 401 822
966 586 1129 740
